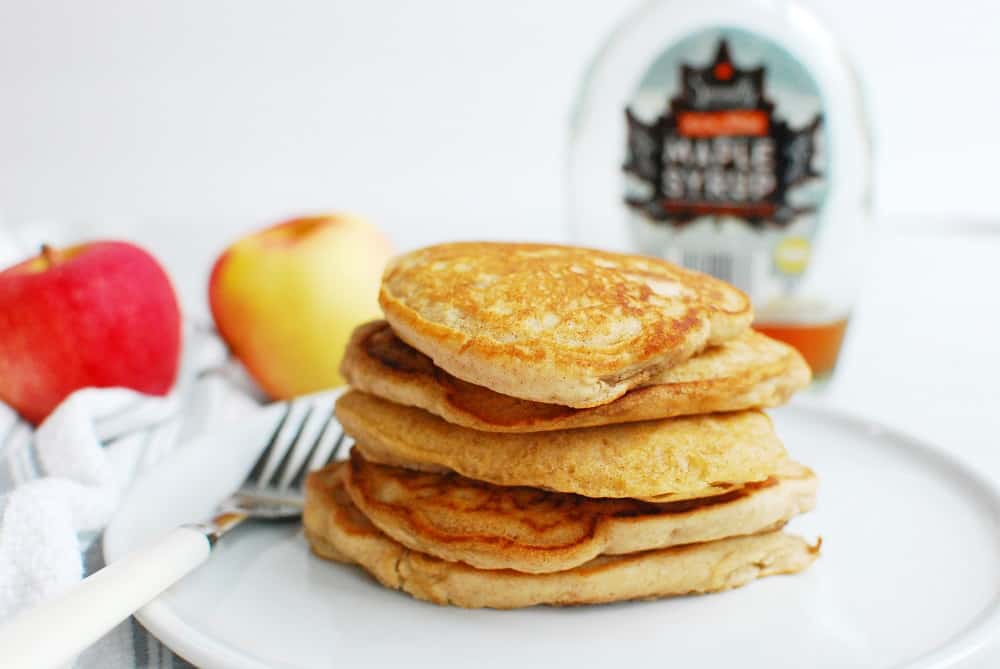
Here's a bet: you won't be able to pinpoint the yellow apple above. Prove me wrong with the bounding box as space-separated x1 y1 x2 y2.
208 214 393 399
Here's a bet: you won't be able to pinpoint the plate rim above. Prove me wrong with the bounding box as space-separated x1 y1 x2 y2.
105 400 1000 669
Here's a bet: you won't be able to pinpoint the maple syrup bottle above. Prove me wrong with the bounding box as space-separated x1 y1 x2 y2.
568 0 871 380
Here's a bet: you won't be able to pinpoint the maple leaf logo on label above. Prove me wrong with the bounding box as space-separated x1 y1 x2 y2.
624 39 823 229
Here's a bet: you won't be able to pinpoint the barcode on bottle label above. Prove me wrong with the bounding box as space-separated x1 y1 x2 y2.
678 251 755 294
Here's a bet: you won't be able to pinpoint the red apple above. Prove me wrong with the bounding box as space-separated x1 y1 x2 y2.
0 241 182 424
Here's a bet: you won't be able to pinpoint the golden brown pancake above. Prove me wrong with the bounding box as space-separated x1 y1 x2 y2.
304 464 820 609
344 449 817 574
380 242 752 408
341 320 810 432
335 390 788 501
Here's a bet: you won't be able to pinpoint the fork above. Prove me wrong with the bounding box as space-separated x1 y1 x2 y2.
0 396 349 669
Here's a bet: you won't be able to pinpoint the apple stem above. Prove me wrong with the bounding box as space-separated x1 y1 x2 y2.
40 244 61 268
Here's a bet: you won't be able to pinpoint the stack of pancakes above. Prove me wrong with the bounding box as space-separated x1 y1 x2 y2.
304 242 820 608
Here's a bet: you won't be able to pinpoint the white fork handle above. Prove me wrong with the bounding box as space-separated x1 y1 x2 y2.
0 526 211 669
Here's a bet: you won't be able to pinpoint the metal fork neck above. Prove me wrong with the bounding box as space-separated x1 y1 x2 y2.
184 511 248 546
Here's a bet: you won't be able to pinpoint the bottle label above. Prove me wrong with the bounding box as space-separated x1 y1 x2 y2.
624 28 826 303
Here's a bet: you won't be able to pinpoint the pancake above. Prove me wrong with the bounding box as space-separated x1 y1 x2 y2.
344 449 817 574
335 390 788 501
304 463 820 609
341 320 810 432
380 242 752 408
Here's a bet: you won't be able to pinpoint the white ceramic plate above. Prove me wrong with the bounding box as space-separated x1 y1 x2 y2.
104 398 1000 669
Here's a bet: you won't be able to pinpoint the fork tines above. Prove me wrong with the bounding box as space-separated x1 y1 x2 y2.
244 398 349 494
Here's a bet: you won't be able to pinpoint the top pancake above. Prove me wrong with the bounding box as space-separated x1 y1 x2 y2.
380 242 753 408
341 320 810 432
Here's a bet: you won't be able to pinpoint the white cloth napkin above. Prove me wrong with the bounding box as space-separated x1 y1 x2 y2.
0 325 260 626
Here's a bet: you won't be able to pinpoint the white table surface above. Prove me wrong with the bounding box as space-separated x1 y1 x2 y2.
821 226 1000 668
822 227 1000 483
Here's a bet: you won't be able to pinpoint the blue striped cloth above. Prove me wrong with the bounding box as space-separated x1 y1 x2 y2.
0 324 262 668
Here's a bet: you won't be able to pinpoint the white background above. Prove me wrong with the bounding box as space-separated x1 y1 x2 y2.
1 0 999 252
